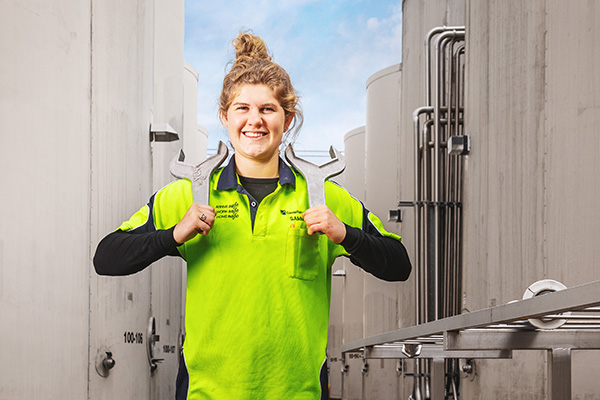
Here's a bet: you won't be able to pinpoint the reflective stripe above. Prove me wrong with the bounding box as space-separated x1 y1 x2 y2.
367 211 402 241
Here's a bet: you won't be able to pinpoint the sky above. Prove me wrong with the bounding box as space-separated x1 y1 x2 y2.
184 1 402 155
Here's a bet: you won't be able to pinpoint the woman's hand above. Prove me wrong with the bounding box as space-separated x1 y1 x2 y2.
173 204 216 244
302 205 346 244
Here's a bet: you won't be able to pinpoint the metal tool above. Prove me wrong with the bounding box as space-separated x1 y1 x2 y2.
284 144 345 208
170 141 229 204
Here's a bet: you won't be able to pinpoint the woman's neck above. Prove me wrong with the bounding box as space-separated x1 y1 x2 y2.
234 153 280 178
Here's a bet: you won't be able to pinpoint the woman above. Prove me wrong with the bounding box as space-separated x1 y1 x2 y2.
95 32 411 400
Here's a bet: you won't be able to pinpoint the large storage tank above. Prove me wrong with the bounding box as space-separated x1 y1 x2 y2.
0 0 191 398
0 2 94 397
363 64 405 399
357 0 600 398
462 0 600 397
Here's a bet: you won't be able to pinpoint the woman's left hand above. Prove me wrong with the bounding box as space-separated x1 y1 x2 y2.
302 205 346 244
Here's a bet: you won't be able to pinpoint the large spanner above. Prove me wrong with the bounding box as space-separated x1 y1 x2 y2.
169 141 229 204
284 144 346 208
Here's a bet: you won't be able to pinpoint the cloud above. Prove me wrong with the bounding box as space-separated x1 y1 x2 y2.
367 17 381 31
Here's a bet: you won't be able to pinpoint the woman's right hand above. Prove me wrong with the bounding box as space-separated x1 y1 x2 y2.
173 204 216 244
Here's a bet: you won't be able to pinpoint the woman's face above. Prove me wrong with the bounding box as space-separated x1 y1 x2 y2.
222 84 291 165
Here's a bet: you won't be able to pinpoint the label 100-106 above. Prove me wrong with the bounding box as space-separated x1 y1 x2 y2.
124 331 143 344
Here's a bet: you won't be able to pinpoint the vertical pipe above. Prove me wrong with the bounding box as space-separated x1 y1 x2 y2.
433 34 443 321
423 119 435 322
413 106 433 325
455 45 465 316
439 37 448 319
440 35 458 319
433 30 465 320
450 43 459 317
447 39 456 319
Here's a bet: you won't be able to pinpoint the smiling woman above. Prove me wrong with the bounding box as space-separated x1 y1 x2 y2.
94 32 411 400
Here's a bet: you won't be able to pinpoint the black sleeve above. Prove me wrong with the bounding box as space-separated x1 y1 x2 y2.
340 224 412 282
93 226 182 276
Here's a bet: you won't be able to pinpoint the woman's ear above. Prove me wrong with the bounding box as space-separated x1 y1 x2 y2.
219 110 229 129
284 114 294 132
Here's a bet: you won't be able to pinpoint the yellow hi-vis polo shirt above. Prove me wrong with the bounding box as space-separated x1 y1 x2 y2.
118 157 401 399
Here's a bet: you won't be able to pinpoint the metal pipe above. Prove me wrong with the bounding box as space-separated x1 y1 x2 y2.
452 45 465 317
433 29 464 320
441 36 454 316
440 40 449 314
454 45 466 138
441 34 465 317
413 106 433 326
423 118 434 322
447 40 461 139
425 26 467 107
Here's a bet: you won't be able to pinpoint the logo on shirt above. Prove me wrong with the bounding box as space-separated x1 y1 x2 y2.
216 202 240 220
280 209 304 221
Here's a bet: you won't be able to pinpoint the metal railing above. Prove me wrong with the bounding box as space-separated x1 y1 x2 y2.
342 279 600 399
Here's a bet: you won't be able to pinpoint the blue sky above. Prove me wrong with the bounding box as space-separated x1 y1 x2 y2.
184 1 402 154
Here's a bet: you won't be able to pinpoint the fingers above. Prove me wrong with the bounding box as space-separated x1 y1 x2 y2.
195 208 215 234
173 204 216 244
302 205 346 244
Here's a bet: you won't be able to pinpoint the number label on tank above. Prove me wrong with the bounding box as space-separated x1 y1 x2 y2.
123 331 144 344
163 345 176 354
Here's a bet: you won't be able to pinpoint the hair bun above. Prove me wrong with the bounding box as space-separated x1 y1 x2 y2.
232 33 272 63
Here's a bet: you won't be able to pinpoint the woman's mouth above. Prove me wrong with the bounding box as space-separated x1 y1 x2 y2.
243 131 267 138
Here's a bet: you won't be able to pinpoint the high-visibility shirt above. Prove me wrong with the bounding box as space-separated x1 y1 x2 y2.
117 157 402 399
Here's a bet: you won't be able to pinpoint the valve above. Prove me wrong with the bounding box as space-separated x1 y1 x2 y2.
95 348 116 378
461 359 473 374
341 359 349 374
102 351 116 370
361 361 369 374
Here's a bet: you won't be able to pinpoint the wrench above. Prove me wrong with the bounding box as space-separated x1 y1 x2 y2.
169 141 229 204
284 144 346 208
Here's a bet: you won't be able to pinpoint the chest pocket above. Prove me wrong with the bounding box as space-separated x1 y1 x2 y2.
285 228 326 281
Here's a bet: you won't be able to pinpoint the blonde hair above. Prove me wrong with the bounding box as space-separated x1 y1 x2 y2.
219 33 303 143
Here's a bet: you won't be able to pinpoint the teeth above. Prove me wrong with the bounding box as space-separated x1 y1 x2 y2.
244 132 266 138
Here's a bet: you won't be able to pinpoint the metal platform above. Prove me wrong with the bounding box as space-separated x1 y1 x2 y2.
341 279 600 399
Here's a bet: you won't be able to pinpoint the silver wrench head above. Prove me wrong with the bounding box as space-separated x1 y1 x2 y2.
284 144 345 208
169 141 229 204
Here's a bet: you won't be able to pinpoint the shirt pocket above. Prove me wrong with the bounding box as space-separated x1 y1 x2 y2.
285 228 325 281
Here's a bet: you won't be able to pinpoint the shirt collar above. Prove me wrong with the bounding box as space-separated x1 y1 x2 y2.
216 155 296 190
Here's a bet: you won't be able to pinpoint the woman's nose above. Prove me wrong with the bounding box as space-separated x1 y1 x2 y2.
247 109 262 125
